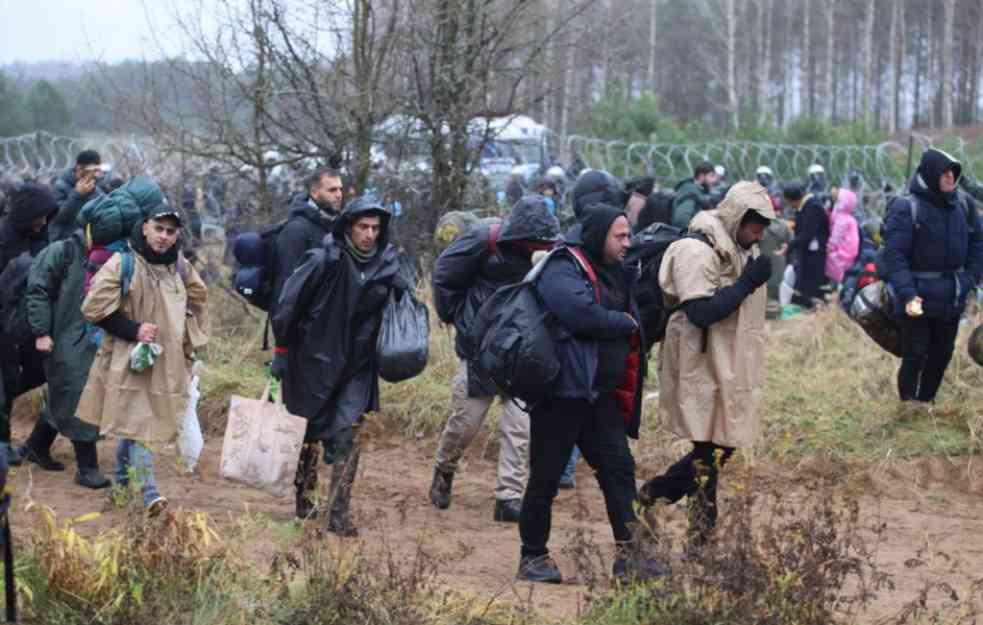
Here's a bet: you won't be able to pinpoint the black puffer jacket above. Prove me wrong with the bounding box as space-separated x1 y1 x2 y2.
271 192 338 321
432 195 559 396
272 198 401 439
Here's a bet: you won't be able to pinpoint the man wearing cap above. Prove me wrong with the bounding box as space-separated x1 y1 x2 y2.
640 182 775 549
273 197 405 533
51 149 105 242
77 207 209 514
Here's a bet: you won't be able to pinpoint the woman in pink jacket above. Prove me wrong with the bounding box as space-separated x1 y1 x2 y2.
826 188 860 285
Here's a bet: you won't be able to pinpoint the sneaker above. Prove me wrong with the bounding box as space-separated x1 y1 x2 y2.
147 496 168 516
493 498 521 523
517 554 563 584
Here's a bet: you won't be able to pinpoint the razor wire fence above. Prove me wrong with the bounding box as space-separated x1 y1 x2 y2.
561 133 973 193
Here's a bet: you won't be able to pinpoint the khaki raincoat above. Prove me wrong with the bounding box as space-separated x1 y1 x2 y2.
658 182 776 448
77 251 208 443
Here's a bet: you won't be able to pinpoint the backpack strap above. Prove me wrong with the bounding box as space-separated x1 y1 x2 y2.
566 247 601 304
487 223 501 255
120 250 135 298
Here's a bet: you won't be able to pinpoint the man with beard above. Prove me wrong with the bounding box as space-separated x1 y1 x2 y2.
641 182 775 549
272 198 407 533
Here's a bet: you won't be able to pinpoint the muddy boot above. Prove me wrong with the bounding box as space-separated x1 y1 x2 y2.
294 444 320 519
429 467 454 509
73 441 111 489
326 437 360 537
18 420 64 471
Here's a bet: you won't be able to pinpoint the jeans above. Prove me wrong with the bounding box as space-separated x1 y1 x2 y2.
898 316 960 402
560 447 580 483
115 439 161 507
519 394 638 558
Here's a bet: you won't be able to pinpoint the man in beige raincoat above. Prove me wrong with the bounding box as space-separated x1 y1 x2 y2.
77 207 208 513
640 181 775 546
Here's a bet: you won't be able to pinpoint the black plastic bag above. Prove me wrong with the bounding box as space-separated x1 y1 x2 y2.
377 289 430 382
849 281 902 357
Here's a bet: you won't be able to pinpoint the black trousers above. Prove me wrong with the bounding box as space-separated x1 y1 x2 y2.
642 441 734 540
0 347 45 443
898 316 960 402
519 394 638 558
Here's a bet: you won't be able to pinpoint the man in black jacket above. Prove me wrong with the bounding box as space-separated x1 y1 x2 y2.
270 167 344 312
517 204 662 584
50 150 104 242
429 196 559 523
272 198 404 533
0 183 58 465
783 181 829 308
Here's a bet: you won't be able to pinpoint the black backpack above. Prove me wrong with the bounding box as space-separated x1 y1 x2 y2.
232 221 287 312
626 222 710 350
637 191 677 229
0 253 36 346
466 247 598 408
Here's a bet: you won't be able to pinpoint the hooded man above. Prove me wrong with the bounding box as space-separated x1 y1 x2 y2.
641 182 775 548
429 196 559 522
570 170 628 222
77 206 209 513
51 150 105 242
880 148 983 403
0 183 59 464
784 180 830 308
517 204 661 585
272 197 405 534
19 209 115 488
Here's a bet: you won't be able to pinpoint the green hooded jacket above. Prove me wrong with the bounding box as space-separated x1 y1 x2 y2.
24 230 99 441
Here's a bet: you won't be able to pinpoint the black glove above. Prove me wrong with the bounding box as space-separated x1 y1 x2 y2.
270 351 288 380
739 255 773 291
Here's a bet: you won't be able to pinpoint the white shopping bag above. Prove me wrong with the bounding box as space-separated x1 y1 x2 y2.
220 382 307 498
176 374 204 472
779 265 796 306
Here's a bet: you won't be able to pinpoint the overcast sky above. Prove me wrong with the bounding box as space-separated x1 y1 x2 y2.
0 0 187 65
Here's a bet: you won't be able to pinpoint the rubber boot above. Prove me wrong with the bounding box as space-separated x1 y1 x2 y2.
429 467 454 509
294 444 320 519
19 420 64 471
326 441 360 537
73 441 111 489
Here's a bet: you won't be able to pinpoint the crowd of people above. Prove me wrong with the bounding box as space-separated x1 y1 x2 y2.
0 145 982 585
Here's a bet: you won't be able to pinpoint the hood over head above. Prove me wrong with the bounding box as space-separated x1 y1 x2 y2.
499 194 560 243
572 170 626 219
9 182 57 231
696 181 775 245
331 195 392 253
565 202 625 265
913 148 962 197
833 188 858 216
